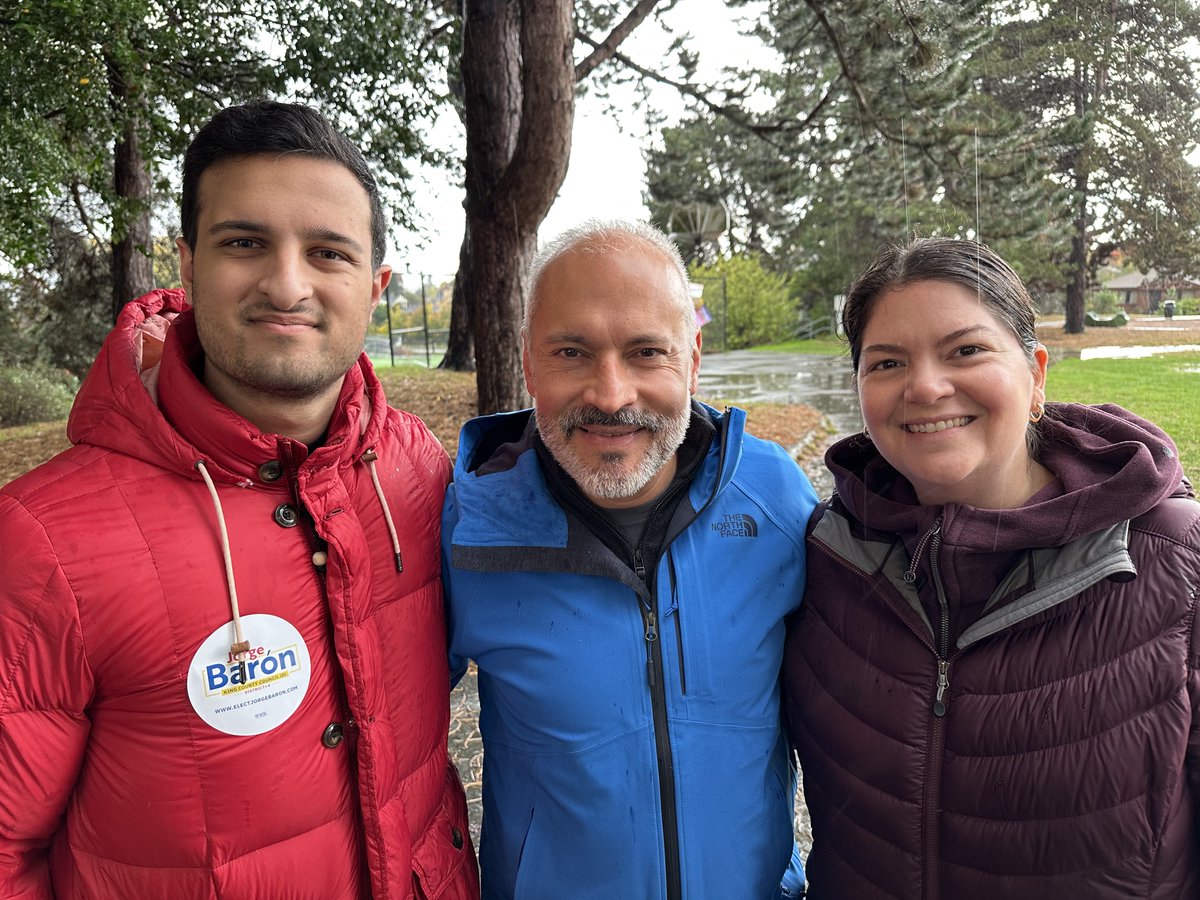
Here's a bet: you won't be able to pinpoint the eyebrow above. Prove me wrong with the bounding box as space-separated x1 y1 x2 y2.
208 220 366 256
862 324 1002 356
542 331 675 347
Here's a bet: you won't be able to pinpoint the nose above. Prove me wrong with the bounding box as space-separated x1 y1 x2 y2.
258 250 313 309
903 360 954 406
583 354 638 414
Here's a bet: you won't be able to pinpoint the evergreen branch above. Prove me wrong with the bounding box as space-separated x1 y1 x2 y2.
574 35 838 150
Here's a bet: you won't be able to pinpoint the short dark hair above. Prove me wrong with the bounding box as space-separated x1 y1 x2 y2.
842 237 1039 373
181 100 386 268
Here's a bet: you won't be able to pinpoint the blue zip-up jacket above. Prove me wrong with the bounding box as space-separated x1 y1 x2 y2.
443 403 817 899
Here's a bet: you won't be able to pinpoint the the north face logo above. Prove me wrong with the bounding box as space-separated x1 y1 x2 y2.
711 513 758 538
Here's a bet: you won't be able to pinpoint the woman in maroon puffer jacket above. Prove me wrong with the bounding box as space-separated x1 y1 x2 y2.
784 237 1200 899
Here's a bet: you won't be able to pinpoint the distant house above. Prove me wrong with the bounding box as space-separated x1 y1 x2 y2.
1101 269 1200 313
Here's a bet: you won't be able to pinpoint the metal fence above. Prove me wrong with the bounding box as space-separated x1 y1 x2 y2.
366 272 455 368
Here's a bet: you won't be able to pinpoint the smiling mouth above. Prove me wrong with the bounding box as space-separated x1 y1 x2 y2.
578 425 642 438
906 416 972 434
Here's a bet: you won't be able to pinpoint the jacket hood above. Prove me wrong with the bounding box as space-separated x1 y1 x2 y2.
826 401 1187 551
67 288 388 486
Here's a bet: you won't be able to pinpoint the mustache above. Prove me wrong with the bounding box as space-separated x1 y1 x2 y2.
558 406 667 434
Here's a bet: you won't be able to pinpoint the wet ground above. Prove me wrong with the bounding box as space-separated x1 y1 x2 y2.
698 350 859 497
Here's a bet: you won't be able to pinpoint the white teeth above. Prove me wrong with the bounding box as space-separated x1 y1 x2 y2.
906 417 970 434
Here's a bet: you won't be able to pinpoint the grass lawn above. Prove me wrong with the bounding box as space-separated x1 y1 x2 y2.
367 352 445 369
1046 353 1200 478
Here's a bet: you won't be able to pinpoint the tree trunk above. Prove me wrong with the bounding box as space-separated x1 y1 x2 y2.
1062 56 1089 335
439 227 476 371
112 115 155 321
107 53 154 321
460 0 575 414
1064 168 1089 335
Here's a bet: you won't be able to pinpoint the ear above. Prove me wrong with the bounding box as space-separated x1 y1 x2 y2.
521 327 536 399
176 237 194 295
371 265 392 313
689 327 702 395
1031 342 1049 405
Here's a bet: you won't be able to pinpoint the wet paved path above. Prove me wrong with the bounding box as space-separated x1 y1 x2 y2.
697 350 860 497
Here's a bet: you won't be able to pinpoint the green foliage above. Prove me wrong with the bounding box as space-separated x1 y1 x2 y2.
690 255 794 350
0 366 78 427
1090 290 1121 315
0 1 455 271
645 0 1200 322
1046 353 1200 478
0 220 113 376
1179 298 1200 315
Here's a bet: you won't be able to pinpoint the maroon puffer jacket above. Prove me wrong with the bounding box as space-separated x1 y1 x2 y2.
0 289 479 899
784 403 1200 899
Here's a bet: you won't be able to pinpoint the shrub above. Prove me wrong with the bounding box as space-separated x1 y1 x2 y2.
1178 297 1200 316
1091 290 1121 314
690 255 794 350
0 366 78 427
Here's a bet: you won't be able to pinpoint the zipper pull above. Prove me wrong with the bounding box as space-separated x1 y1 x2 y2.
904 518 943 584
645 610 658 642
633 548 646 582
933 660 950 717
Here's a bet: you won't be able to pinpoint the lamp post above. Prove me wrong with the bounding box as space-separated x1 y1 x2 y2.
384 282 396 367
420 274 432 369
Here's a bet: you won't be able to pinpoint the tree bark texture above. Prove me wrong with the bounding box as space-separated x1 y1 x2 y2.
1063 57 1090 335
112 115 155 321
440 228 476 371
460 0 574 414
107 54 155 321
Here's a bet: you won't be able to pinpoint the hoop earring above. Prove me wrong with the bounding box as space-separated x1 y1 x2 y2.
862 426 871 439
1029 403 1045 424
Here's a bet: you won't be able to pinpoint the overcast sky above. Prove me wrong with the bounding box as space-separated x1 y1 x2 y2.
389 0 770 283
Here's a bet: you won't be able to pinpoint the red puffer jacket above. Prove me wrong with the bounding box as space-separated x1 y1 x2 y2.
0 289 479 900
785 403 1200 899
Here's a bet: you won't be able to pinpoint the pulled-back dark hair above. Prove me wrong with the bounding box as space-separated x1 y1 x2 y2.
181 100 386 268
843 237 1039 373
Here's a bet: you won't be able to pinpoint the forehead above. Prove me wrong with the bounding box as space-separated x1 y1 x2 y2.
865 280 1013 337
532 242 688 336
195 154 371 232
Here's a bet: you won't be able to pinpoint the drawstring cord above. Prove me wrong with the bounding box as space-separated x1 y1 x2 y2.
195 460 251 673
193 445 401 672
361 448 403 573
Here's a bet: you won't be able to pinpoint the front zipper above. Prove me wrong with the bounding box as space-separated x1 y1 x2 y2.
571 478 686 900
814 534 951 899
641 593 682 900
559 414 732 900
929 526 951 716
924 520 951 899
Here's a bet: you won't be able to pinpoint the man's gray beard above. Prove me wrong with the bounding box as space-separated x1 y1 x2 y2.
537 403 691 501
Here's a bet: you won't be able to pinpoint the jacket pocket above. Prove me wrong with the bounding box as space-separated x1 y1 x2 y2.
412 761 479 900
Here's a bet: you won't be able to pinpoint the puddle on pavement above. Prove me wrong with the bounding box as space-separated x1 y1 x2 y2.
698 352 859 496
1077 344 1200 360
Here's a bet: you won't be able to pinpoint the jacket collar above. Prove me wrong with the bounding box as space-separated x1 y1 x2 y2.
67 288 385 487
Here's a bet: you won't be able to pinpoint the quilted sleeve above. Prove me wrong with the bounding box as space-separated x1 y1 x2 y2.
441 482 470 689
0 494 93 899
1184 511 1200 843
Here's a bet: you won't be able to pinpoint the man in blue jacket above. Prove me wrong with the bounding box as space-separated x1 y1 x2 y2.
443 220 817 899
